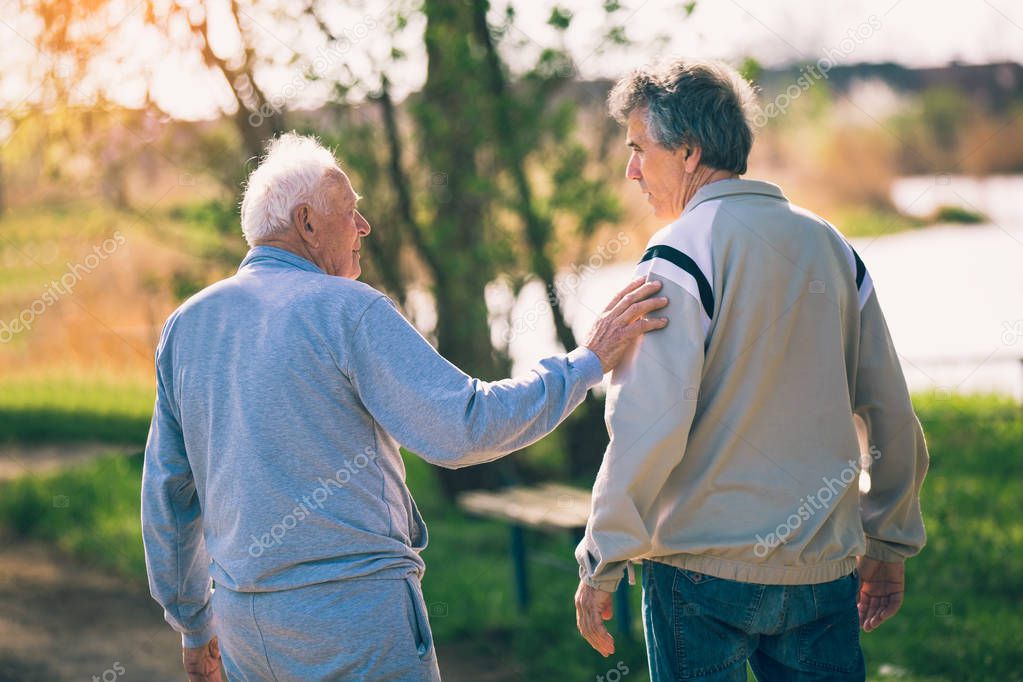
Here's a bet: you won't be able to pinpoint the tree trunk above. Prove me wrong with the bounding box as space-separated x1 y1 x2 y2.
470 0 608 478
416 0 518 498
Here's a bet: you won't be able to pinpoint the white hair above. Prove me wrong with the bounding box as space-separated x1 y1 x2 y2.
239 133 342 246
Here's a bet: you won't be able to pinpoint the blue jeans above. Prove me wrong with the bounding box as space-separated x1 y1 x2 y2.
641 560 865 681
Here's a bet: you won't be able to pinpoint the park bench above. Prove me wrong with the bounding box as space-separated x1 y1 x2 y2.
456 482 634 642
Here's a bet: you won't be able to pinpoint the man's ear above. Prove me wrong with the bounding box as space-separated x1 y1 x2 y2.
292 204 318 247
682 146 702 174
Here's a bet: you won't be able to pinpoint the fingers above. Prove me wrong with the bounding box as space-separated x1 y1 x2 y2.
577 603 615 656
183 639 223 682
575 588 616 657
860 594 887 632
615 295 669 326
603 277 646 312
622 316 669 341
858 589 903 632
609 279 662 318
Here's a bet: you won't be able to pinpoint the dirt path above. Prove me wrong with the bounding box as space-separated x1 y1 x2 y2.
0 538 182 681
0 442 129 482
0 537 519 681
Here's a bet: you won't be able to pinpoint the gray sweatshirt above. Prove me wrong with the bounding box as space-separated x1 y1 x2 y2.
577 179 929 591
141 245 603 646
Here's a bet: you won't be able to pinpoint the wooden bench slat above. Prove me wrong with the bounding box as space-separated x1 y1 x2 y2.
456 483 593 531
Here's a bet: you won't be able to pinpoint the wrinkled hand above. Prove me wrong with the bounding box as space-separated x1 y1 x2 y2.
183 636 222 682
857 556 904 632
583 277 669 373
575 580 616 657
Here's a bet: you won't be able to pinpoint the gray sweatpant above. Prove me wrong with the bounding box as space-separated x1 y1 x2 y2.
211 575 442 681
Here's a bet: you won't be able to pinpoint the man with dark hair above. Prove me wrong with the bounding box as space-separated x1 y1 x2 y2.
574 59 928 682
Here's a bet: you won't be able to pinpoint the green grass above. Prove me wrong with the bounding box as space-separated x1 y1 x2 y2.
833 205 927 238
0 451 146 579
929 205 987 225
0 392 1020 679
404 452 652 679
0 373 154 444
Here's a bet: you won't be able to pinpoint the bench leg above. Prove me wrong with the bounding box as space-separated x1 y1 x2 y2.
510 524 529 611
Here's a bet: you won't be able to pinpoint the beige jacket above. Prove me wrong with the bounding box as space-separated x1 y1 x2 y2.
577 179 929 591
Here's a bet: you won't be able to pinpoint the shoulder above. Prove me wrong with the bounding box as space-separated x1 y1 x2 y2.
159 273 389 348
637 209 717 326
787 202 875 309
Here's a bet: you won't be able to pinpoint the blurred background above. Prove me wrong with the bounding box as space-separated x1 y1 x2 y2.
0 0 1021 679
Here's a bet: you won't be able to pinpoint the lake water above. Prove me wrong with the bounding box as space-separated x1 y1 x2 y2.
492 175 1023 398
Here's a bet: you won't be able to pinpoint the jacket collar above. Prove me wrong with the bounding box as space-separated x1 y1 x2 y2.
238 245 324 274
682 178 787 216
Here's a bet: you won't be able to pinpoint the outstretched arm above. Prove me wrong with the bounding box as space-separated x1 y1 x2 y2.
348 278 668 468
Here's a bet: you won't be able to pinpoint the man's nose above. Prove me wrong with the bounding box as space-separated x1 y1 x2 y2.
356 211 371 236
626 153 642 181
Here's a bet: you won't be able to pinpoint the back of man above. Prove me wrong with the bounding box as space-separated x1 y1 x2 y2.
148 249 430 594
578 178 928 680
652 178 895 582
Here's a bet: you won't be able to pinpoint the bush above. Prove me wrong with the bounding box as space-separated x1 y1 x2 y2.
930 205 987 224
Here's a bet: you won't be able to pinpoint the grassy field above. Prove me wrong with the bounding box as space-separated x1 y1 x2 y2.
0 372 154 444
0 388 1020 680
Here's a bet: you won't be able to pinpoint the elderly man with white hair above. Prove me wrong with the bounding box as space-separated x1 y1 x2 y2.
573 59 928 681
141 133 669 681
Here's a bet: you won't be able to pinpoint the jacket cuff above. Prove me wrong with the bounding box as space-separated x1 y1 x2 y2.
567 347 605 388
579 561 623 593
864 537 908 562
181 619 217 649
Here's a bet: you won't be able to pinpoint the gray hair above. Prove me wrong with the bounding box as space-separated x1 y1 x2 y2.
608 58 758 174
240 133 342 246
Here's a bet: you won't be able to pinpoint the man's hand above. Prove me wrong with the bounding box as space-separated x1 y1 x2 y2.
584 277 669 373
575 580 616 657
183 636 222 682
856 556 904 632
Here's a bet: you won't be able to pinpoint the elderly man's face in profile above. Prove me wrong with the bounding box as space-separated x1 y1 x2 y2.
309 170 372 279
625 109 688 221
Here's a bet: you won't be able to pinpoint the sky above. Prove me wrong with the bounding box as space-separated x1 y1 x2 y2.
1 0 1022 121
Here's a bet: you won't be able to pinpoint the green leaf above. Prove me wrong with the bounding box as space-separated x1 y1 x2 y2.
604 25 628 46
547 7 572 30
738 56 762 82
